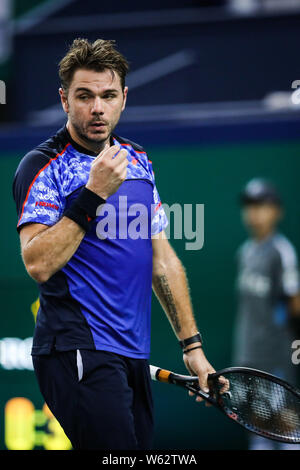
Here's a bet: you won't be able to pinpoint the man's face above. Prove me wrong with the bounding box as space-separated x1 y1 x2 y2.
242 202 282 238
59 68 128 149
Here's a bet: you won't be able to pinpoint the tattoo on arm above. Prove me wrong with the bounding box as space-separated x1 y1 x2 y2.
153 274 181 333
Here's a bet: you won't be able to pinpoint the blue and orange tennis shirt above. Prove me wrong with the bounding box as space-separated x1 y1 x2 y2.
13 125 168 359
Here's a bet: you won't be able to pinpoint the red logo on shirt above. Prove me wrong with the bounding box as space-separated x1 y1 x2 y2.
35 201 59 210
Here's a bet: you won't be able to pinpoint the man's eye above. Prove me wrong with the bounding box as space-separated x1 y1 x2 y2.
104 94 116 99
78 95 89 100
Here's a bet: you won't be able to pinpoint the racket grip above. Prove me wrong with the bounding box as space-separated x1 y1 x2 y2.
149 365 172 383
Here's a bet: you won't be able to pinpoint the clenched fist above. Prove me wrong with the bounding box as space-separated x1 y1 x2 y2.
86 144 129 200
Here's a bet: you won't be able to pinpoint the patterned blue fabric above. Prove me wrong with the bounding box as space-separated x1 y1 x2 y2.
17 136 168 235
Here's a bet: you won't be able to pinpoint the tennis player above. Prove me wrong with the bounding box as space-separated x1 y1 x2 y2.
233 178 300 450
12 38 215 450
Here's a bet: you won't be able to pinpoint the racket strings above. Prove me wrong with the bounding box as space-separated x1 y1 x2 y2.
213 373 300 442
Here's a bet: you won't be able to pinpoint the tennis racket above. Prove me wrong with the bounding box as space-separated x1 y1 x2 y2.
150 365 300 444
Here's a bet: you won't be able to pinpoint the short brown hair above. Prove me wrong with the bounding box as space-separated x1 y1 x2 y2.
59 38 129 93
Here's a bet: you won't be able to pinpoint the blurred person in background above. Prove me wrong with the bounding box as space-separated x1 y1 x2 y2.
233 178 300 450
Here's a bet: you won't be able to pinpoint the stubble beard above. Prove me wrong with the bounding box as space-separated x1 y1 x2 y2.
69 107 122 153
72 117 112 150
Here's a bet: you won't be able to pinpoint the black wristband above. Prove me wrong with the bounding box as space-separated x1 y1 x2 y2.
183 345 202 354
63 186 106 232
179 332 203 350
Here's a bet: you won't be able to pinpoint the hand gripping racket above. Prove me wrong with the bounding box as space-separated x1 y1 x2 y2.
150 365 300 444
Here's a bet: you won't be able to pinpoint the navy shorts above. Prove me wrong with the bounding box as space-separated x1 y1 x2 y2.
32 349 154 450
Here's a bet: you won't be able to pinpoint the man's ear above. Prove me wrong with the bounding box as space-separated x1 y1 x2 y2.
121 86 128 112
59 87 69 114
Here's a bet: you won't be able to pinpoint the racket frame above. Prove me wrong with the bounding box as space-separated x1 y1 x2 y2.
150 365 300 444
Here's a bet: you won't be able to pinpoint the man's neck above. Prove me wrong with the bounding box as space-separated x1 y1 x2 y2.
252 229 275 243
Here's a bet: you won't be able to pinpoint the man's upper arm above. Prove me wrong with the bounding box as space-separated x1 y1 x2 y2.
274 235 300 297
13 149 64 234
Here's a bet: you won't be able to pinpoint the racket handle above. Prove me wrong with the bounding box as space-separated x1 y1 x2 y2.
150 365 172 383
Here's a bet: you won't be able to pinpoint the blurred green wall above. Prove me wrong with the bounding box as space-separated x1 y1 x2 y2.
148 140 300 449
1 139 300 449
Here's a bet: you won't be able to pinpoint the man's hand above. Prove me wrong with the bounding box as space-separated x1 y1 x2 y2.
86 144 129 200
183 348 229 406
183 347 215 404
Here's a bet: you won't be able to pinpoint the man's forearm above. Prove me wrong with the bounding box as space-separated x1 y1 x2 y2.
152 254 199 341
23 216 85 283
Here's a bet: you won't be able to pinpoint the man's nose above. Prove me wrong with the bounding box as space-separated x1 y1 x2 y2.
91 96 104 114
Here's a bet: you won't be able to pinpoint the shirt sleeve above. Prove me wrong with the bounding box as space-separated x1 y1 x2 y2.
274 236 300 297
147 160 168 236
12 149 65 232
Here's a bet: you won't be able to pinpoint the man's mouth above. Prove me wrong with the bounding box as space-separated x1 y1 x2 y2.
89 122 107 128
